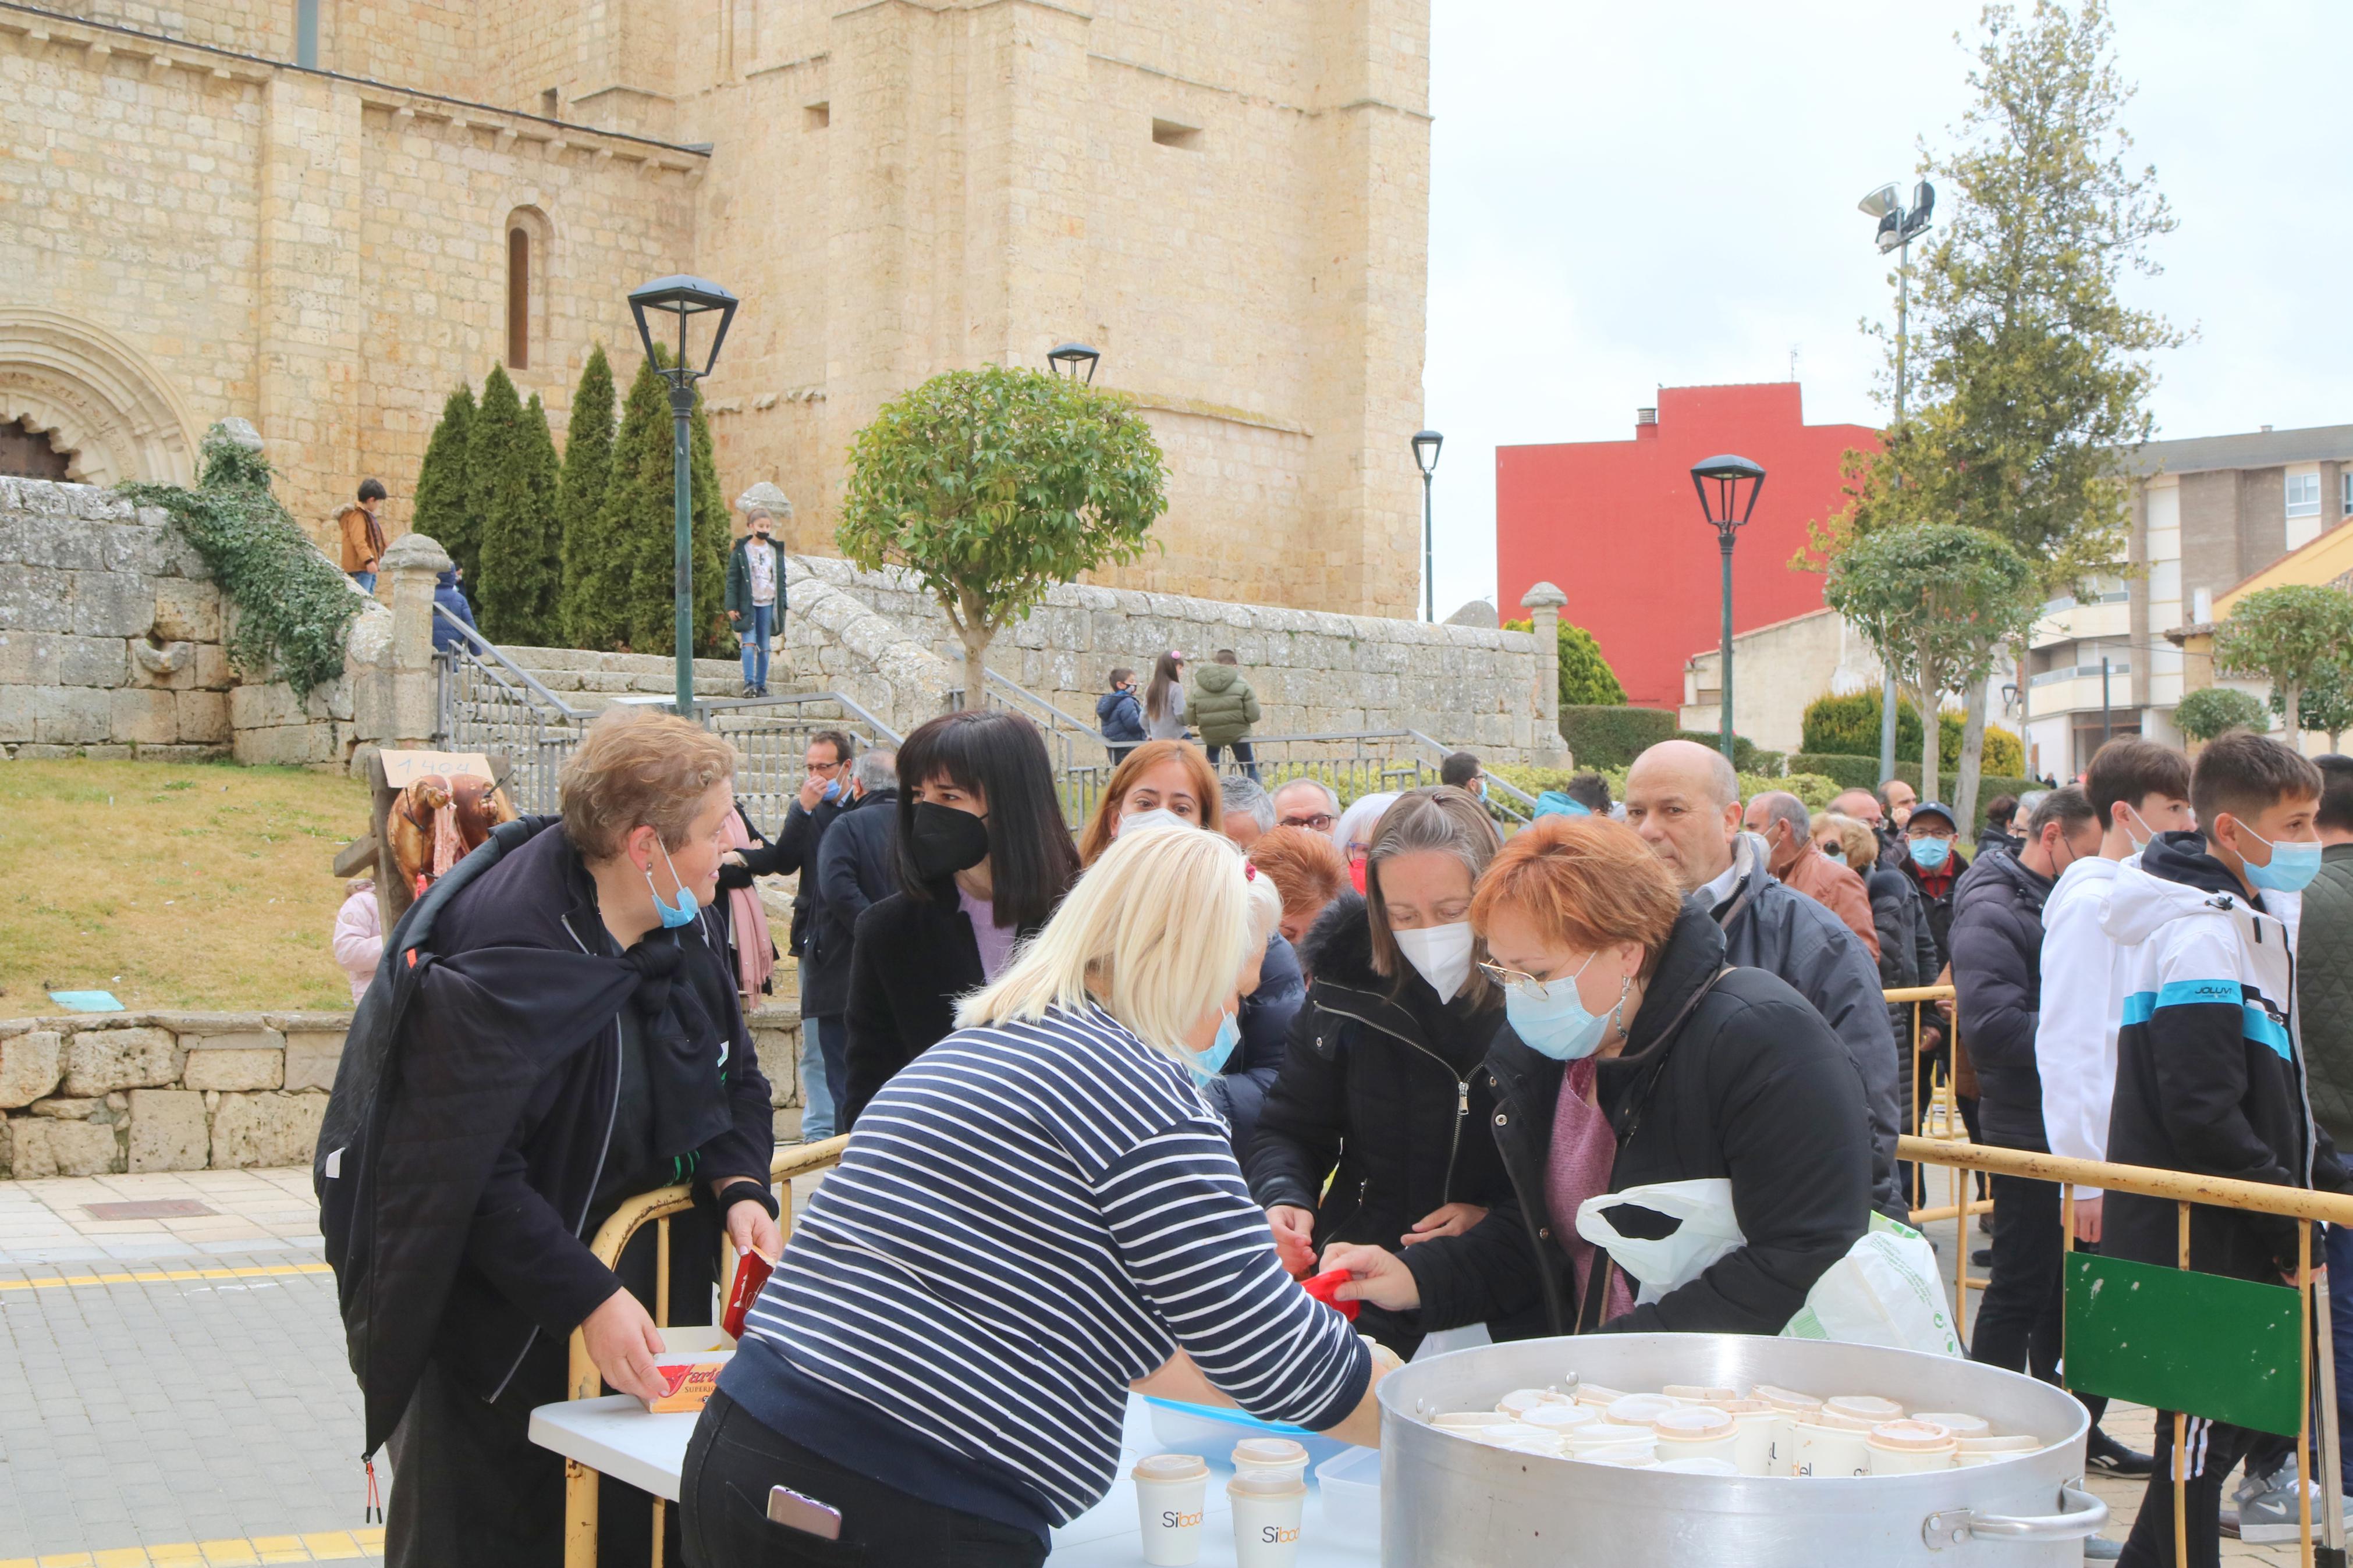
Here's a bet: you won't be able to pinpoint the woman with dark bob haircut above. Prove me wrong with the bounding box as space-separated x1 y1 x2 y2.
837 709 1083 1128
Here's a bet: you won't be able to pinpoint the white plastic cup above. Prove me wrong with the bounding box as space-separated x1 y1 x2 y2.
1229 1470 1308 1567
1791 1419 1872 1478
1728 1408 1781 1477
1911 1411 1991 1441
1562 1423 1657 1456
1133 1453 1209 1566
1231 1438 1310 1487
1433 1411 1513 1431
1571 1382 1630 1410
1470 1423 1552 1449
1751 1386 1823 1475
1605 1392 1682 1426
1826 1395 1905 1426
1496 1387 1570 1418
1868 1420 1958 1475
1651 1406 1740 1466
1521 1403 1600 1434
1579 1441 1658 1467
1953 1434 2041 1469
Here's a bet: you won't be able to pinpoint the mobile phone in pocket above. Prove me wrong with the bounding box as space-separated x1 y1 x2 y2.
768 1484 844 1541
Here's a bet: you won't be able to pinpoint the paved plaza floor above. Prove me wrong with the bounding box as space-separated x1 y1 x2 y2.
0 1162 2323 1565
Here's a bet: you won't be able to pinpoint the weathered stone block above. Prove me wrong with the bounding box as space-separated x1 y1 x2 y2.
282 1030 345 1092
0 564 75 632
230 681 330 730
176 689 229 743
129 638 197 689
233 722 338 766
11 1116 120 1178
187 1027 286 1053
71 570 157 637
0 1031 62 1109
182 1048 283 1092
111 687 179 746
126 1089 210 1172
210 1091 327 1169
63 1026 180 1096
35 687 112 745
0 515 104 571
194 643 237 689
100 524 171 577
31 1097 104 1118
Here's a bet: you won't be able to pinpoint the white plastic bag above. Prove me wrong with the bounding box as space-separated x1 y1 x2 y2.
1575 1179 1745 1303
1782 1214 1962 1358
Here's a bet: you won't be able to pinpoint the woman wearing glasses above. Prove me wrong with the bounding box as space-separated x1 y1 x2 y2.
1322 813 1871 1337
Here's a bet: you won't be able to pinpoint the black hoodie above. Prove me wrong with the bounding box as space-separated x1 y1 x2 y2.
1947 846 2054 1150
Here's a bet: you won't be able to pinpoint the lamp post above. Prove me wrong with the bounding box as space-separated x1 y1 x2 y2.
1046 342 1101 383
1691 454 1766 763
1412 429 1443 623
629 275 739 719
1858 179 1935 785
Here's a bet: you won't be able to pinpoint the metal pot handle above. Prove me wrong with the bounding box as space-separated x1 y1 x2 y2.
1922 1485 2109 1550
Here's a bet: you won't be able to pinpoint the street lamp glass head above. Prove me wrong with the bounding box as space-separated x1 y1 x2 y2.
1857 183 1901 219
1046 342 1101 383
1690 453 1766 531
629 275 739 382
1412 429 1443 475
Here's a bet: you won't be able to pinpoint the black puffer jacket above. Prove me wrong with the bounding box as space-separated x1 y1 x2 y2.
1401 901 1872 1339
1947 847 2053 1151
2300 843 2353 1151
1197 934 1305 1163
1245 896 1523 1354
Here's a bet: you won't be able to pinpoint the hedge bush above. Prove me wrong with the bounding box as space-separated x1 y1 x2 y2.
1489 765 1840 814
1559 706 1678 767
1800 692 2024 775
1788 753 1886 792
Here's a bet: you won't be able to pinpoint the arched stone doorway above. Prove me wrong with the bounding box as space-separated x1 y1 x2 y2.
0 310 198 487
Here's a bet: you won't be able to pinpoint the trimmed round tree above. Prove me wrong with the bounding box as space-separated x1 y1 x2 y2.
2174 684 2269 744
2212 584 2353 740
837 364 1168 703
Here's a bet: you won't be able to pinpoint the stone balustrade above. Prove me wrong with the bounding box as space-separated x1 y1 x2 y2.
0 1005 806 1178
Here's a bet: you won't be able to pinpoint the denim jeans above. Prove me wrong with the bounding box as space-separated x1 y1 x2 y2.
798 1015 835 1142
350 570 377 594
1206 739 1258 780
740 602 776 689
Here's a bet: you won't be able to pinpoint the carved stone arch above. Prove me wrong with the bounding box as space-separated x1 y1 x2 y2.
0 311 199 487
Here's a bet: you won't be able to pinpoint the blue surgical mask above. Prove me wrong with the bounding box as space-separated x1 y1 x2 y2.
821 777 843 802
1188 1009 1240 1087
1502 954 1628 1062
644 842 700 929
2236 822 2323 894
1820 844 1846 865
1908 836 1952 872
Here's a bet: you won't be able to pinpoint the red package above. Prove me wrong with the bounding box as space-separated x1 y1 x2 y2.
722 1247 777 1341
641 1357 725 1413
1301 1267 1360 1321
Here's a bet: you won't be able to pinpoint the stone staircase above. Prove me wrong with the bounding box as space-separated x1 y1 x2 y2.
492 644 804 710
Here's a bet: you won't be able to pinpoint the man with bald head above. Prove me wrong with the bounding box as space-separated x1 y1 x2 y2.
1626 741 1906 1218
1745 790 1879 962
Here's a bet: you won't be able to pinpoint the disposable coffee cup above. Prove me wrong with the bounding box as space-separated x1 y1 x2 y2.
1826 1394 1904 1425
1231 1438 1310 1485
1728 1408 1781 1476
1133 1453 1209 1567
1751 1386 1822 1475
1868 1420 1957 1475
1912 1411 1991 1441
1953 1434 2040 1469
1571 1382 1629 1410
1497 1387 1569 1418
1521 1403 1600 1434
1652 1406 1739 1466
1433 1410 1513 1431
1561 1422 1656 1455
1228 1470 1308 1567
1791 1418 1872 1478
1605 1392 1681 1426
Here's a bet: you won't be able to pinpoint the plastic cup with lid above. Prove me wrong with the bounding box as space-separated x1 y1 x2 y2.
1228 1468 1308 1567
1652 1406 1740 1466
1791 1418 1873 1478
1570 1382 1630 1410
1750 1386 1823 1474
1470 1423 1552 1449
1496 1387 1570 1418
1868 1420 1958 1475
1825 1395 1905 1425
1521 1403 1600 1434
1724 1406 1782 1476
1231 1438 1311 1485
1953 1434 2042 1469
1911 1411 1991 1441
1433 1410 1513 1431
1133 1453 1209 1566
1605 1392 1682 1427
1663 1384 1740 1405
1580 1441 1659 1467
1653 1456 1741 1475
1561 1422 1656 1455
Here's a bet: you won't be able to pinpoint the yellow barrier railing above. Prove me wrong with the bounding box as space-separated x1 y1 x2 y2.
1900 1136 2353 1568
562 1135 849 1568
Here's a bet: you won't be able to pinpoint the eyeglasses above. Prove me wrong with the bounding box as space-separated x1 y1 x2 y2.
807 758 843 773
1476 960 1541 989
1279 813 1336 832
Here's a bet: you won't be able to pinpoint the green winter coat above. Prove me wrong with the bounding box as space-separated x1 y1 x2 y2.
2297 842 2353 1150
1190 663 1262 746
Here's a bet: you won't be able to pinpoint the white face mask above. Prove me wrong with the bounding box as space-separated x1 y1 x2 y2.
1116 806 1192 839
1393 922 1476 1002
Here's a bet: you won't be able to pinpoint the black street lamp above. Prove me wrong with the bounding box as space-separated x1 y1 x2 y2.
1690 454 1766 762
1858 179 1935 785
1412 429 1443 622
629 275 739 718
1046 342 1101 383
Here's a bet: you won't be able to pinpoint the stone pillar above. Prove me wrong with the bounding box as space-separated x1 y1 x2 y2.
1521 580 1568 762
379 531 451 748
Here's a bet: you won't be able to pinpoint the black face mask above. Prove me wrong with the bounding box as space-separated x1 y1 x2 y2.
910 801 991 881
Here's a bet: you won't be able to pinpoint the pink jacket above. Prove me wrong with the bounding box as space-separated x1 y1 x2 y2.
333 881 384 1002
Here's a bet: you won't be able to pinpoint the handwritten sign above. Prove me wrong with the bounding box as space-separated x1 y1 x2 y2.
379 749 496 787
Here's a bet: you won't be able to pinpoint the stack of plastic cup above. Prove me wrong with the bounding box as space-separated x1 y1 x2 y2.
1132 1453 1208 1566
1231 1438 1310 1485
1651 1406 1740 1467
1228 1467 1308 1566
1867 1420 1958 1474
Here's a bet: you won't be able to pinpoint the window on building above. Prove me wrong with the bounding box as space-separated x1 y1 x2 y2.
541 88 560 119
1152 118 1202 151
2344 468 2352 517
805 102 830 130
506 227 530 371
294 0 318 68
2288 471 2322 518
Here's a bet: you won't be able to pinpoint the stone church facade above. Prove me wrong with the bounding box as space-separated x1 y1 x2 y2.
0 0 1432 617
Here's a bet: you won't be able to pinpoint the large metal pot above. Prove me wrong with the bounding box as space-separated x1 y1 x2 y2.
1378 1334 2107 1566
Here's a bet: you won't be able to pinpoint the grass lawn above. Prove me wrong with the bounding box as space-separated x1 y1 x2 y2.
0 758 373 1019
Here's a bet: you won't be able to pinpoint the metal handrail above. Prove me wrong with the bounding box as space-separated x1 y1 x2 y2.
702 689 907 748
981 668 1101 741
562 1136 851 1568
434 603 588 718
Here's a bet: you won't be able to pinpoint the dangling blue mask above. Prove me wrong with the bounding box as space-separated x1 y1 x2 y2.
1188 1009 1240 1087
644 842 701 929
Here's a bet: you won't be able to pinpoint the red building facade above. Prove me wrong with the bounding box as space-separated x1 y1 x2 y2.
1496 383 1880 711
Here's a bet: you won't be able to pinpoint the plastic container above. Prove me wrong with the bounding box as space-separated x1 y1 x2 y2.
1825 1395 1905 1425
1561 1423 1657 1456
1315 1445 1382 1546
1132 1453 1209 1566
1143 1398 1347 1475
1232 1438 1311 1486
1570 1382 1630 1410
1432 1411 1513 1431
1468 1423 1552 1449
1521 1403 1600 1434
1651 1406 1739 1466
1791 1418 1872 1478
1954 1434 2042 1469
1727 1407 1782 1477
1228 1469 1308 1567
1496 1388 1569 1418
1751 1385 1824 1476
1911 1411 1991 1441
1868 1420 1958 1475
1604 1393 1681 1426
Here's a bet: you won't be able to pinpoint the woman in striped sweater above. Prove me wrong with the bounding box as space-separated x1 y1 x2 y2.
682 822 1390 1566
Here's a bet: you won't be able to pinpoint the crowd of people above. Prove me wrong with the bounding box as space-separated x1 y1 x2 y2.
318 695 2353 1568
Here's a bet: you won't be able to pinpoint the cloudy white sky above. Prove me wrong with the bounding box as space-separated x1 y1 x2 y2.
1421 2 2353 617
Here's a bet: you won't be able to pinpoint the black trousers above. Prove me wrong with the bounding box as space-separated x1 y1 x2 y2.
2120 1413 2258 1568
1206 740 1259 780
1967 1171 2107 1428
681 1390 1048 1568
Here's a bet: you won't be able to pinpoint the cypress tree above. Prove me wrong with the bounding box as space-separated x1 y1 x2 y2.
462 366 523 607
613 350 732 659
556 344 617 649
478 393 562 645
594 355 673 655
410 383 475 575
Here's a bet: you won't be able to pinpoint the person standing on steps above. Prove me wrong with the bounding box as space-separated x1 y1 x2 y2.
726 506 786 698
1095 666 1145 766
339 478 388 593
802 748 899 1146
1191 649 1263 777
1142 650 1188 741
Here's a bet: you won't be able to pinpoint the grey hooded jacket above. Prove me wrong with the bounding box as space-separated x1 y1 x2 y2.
1710 832 1906 1219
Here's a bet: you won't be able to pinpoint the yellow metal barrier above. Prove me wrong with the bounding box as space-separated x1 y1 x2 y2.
561 1136 850 1568
1900 1136 2353 1568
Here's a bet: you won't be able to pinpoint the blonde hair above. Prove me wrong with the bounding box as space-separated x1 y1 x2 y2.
1817 811 1879 872
1243 868 1282 950
560 706 736 860
958 820 1252 1056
